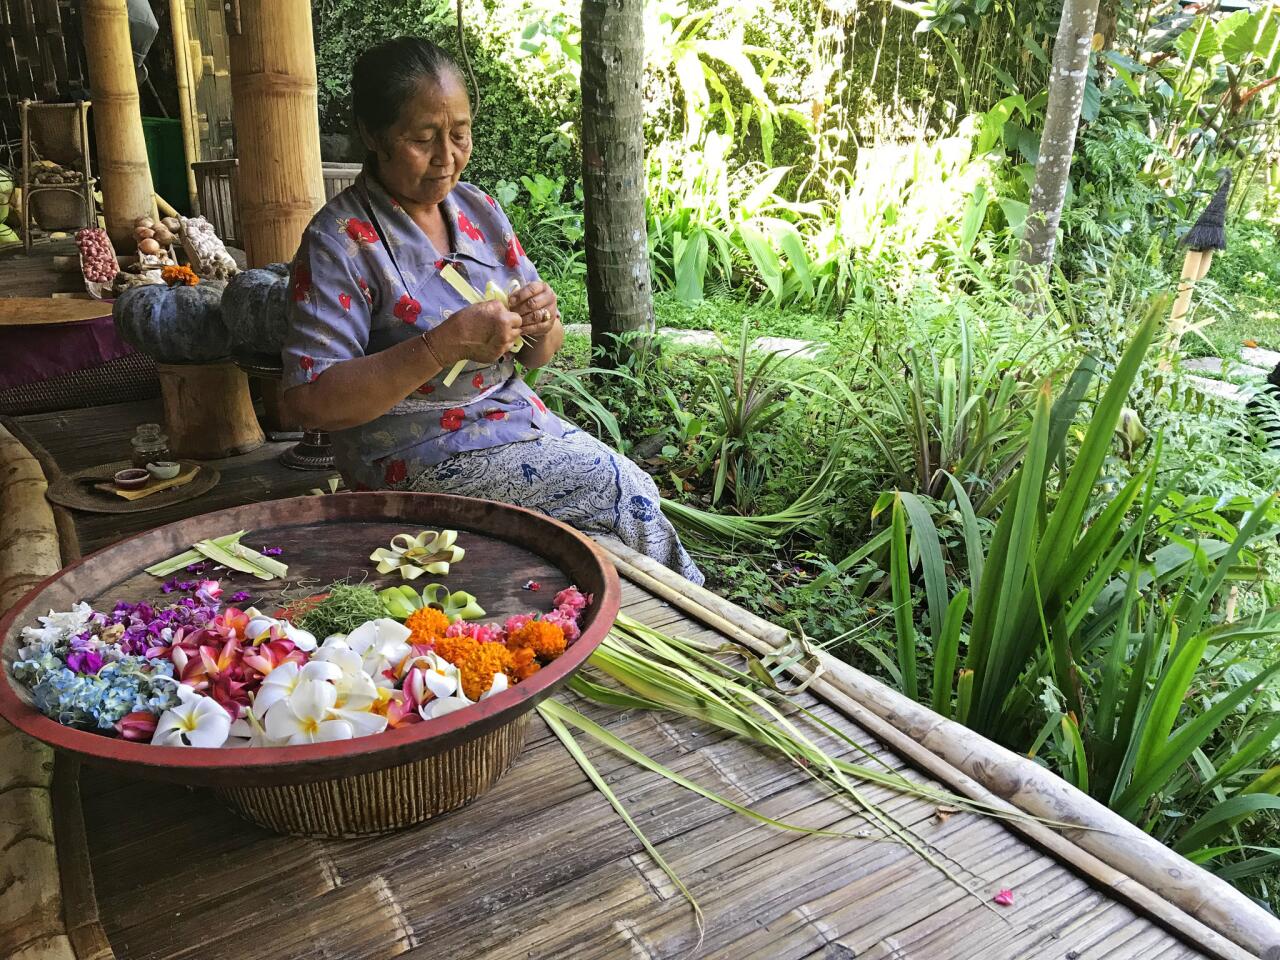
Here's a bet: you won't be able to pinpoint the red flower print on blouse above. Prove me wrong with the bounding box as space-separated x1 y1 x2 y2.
417 383 435 395
299 355 315 382
344 218 378 245
394 294 422 324
434 259 446 271
358 277 373 305
291 264 312 302
530 394 548 414
383 459 407 485
471 372 485 389
483 410 507 421
485 194 498 208
338 291 352 311
505 234 525 269
457 211 483 242
441 408 465 431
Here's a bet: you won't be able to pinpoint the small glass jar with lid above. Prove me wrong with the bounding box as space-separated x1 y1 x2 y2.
130 423 171 469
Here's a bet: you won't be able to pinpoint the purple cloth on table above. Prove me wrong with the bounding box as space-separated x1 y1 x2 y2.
0 314 137 390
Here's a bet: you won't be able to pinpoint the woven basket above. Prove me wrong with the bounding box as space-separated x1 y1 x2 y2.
215 714 531 838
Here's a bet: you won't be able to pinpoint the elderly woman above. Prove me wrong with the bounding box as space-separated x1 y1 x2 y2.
281 37 702 584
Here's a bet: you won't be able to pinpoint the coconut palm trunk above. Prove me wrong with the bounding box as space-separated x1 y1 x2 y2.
1018 0 1101 287
581 0 654 365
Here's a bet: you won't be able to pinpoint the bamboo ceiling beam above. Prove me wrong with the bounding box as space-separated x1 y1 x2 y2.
82 0 157 247
226 0 325 266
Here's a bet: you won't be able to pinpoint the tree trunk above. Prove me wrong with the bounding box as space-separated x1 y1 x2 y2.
1018 0 1101 285
82 0 157 247
581 0 653 365
227 0 325 266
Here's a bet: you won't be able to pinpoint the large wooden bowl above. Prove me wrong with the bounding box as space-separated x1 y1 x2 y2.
0 493 621 837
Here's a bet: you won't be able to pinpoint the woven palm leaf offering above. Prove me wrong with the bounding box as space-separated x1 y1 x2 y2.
0 494 619 836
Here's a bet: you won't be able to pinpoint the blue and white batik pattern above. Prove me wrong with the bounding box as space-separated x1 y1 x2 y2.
407 427 704 585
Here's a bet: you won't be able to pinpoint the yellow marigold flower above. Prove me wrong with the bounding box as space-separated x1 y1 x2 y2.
507 645 541 682
161 264 199 286
406 606 450 643
510 620 566 660
431 634 513 700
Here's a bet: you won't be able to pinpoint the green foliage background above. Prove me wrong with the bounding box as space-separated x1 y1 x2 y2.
311 0 581 189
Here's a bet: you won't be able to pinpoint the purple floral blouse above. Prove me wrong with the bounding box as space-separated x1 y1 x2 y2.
282 171 564 490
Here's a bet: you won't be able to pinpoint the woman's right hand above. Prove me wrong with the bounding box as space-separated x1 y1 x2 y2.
435 300 523 365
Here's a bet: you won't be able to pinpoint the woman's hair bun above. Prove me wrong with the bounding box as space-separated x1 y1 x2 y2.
352 36 466 139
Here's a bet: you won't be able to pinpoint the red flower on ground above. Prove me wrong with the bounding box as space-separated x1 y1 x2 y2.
440 408 465 431
384 459 407 485
530 394 547 414
457 212 483 242
483 410 507 421
338 291 352 311
417 383 435 395
345 218 378 244
291 264 312 302
394 294 422 324
505 234 525 269
471 372 485 389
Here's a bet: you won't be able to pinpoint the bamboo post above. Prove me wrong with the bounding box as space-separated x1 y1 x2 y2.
226 0 325 266
81 0 157 247
156 361 264 458
169 0 200 214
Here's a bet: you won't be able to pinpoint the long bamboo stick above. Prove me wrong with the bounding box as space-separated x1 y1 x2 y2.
169 0 200 213
81 0 157 247
596 538 1280 960
226 0 325 266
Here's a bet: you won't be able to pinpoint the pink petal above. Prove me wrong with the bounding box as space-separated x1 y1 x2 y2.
993 888 1014 906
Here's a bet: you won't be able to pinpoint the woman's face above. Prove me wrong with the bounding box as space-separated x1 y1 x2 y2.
365 72 472 209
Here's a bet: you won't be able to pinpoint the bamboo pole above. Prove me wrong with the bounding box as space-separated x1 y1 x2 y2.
595 538 1280 960
226 0 325 266
169 0 200 213
81 0 157 247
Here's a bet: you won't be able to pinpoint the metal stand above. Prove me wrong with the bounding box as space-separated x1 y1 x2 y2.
232 351 334 471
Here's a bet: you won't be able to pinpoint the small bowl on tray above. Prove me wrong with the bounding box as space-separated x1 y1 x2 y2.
112 468 150 490
145 460 182 481
0 493 621 838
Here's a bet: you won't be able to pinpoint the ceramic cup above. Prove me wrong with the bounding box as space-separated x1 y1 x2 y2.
146 461 182 481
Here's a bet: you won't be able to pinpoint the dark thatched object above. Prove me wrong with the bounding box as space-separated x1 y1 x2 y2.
1182 169 1232 251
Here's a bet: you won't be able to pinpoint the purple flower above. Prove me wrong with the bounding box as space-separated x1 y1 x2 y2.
261 546 283 557
230 591 251 603
66 649 104 675
160 580 176 594
176 581 195 592
185 563 207 574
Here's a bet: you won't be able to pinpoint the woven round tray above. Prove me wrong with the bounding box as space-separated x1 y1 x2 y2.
45 459 219 514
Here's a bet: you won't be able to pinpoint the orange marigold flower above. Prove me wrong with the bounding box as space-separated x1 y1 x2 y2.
510 620 566 660
406 606 450 643
431 634 513 700
507 645 541 682
162 264 199 287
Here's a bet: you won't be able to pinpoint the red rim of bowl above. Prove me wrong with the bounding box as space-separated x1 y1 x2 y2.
0 493 621 785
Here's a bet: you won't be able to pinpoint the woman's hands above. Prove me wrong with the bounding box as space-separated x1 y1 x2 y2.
434 300 524 364
508 281 560 339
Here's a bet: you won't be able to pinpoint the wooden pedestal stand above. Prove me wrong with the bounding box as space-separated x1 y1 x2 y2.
155 361 264 459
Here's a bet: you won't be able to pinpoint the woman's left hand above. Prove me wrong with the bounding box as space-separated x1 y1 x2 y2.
508 281 560 338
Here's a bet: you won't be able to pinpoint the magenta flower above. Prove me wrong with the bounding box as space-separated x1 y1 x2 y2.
553 586 590 613
65 648 104 675
230 590 251 603
993 889 1014 906
115 711 159 741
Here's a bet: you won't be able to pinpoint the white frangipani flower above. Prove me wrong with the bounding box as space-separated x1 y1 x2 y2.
252 659 342 716
262 678 387 745
151 685 232 748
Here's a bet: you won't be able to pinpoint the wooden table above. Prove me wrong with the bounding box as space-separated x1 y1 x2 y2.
0 400 1234 960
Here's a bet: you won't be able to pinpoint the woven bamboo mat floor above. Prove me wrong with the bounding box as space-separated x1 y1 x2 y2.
9 400 1215 960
